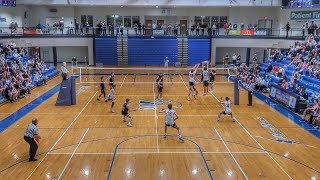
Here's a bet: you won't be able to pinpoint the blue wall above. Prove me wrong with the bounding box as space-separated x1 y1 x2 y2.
128 39 178 66
188 39 210 66
95 38 118 65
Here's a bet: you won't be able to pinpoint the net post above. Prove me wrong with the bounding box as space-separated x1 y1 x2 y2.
79 67 82 83
234 78 240 105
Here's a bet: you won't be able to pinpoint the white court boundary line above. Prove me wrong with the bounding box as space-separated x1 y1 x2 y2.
26 91 98 180
57 128 90 180
209 87 293 180
214 128 249 180
120 75 127 88
152 83 160 152
49 151 266 155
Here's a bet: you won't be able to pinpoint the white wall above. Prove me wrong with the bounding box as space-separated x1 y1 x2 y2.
1 5 283 29
56 46 88 63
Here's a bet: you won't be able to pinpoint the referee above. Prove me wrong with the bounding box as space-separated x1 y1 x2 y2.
61 62 69 80
24 118 41 161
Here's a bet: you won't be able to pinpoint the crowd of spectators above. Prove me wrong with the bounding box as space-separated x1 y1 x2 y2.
0 43 48 103
235 35 320 128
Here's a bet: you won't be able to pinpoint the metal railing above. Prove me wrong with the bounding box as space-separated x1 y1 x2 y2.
0 26 313 38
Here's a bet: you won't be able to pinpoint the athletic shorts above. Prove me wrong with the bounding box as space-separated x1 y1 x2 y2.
166 123 177 128
203 81 209 86
222 110 232 115
121 111 130 117
158 87 163 93
189 82 196 90
100 89 105 94
189 82 194 86
210 78 215 82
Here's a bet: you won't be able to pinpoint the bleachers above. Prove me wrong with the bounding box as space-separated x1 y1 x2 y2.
0 55 59 104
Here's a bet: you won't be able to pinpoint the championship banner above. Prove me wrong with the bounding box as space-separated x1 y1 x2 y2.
241 30 254 36
229 30 241 35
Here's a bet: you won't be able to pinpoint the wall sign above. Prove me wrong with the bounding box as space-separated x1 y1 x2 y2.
290 11 320 20
241 30 254 35
0 16 6 22
229 30 241 35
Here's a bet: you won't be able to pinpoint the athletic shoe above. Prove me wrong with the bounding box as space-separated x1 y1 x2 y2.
127 122 132 127
29 158 37 162
187 97 190 101
110 109 114 113
164 134 167 138
105 99 108 102
123 119 127 122
232 118 236 122
314 126 318 129
97 98 100 101
217 118 220 122
178 135 184 142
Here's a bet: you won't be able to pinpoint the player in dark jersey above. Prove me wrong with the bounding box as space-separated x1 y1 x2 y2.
209 68 216 92
121 99 136 127
156 75 164 100
97 76 107 102
109 72 115 89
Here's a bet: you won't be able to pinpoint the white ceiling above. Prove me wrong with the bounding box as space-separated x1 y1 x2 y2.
18 0 281 7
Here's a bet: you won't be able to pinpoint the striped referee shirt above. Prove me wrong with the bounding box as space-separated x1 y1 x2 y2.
24 124 38 138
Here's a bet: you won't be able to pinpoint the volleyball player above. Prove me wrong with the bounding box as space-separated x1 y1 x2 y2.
107 85 116 113
109 72 115 89
209 68 216 92
156 75 164 100
97 76 107 102
201 63 209 96
188 64 200 101
121 98 136 127
217 97 236 122
159 103 184 142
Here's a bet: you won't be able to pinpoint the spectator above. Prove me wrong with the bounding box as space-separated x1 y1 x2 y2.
300 99 319 123
284 22 290 38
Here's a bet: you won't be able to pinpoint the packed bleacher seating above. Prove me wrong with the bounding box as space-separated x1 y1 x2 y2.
235 35 320 128
0 43 59 103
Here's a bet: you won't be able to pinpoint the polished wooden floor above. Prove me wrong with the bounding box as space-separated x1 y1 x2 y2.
0 73 319 180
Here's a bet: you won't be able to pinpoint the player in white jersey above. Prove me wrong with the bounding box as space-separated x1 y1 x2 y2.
201 63 209 96
217 97 236 122
106 85 116 113
188 64 200 101
159 104 184 142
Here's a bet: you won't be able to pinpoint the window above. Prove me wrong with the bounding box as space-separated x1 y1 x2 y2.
124 16 131 28
211 16 219 26
132 16 140 26
80 15 93 27
203 16 210 27
194 16 202 26
107 15 114 26
115 15 123 26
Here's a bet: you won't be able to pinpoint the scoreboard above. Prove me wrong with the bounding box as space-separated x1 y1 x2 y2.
1 0 16 7
282 0 320 9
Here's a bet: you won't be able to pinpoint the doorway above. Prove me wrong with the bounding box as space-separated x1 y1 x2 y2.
180 20 188 35
145 19 153 35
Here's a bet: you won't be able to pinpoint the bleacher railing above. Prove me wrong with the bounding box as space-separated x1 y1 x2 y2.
0 26 309 38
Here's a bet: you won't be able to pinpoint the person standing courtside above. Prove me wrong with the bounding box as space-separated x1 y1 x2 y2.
61 62 69 80
24 118 41 161
247 80 255 106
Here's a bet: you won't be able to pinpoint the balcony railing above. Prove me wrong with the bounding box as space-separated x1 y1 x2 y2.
0 26 311 38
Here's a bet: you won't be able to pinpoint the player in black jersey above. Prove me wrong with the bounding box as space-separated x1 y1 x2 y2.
109 72 115 89
156 75 164 100
97 76 107 102
121 99 136 127
209 68 216 92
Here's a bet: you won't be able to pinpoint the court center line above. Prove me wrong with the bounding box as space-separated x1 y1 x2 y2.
179 74 189 91
208 78 293 180
214 128 249 180
26 91 98 180
152 83 160 152
119 75 127 89
49 151 266 155
57 128 90 180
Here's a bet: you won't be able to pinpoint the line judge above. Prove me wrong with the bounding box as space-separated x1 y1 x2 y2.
24 118 41 161
61 62 69 80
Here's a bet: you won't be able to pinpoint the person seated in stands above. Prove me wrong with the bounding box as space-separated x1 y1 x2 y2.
0 78 6 96
313 116 320 129
5 82 18 103
291 70 300 81
299 87 308 100
300 99 319 123
272 65 279 76
300 60 310 76
281 79 289 89
33 71 46 86
266 63 272 73
292 84 300 94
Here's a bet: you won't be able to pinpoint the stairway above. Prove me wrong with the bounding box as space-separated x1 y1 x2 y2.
178 37 188 67
117 37 128 66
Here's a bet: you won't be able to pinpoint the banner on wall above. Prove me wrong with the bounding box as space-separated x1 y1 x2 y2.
0 16 6 22
254 29 267 36
290 11 320 20
229 30 241 35
153 30 165 35
241 30 254 35
23 28 37 35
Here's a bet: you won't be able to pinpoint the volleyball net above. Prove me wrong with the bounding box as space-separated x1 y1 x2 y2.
77 67 235 85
